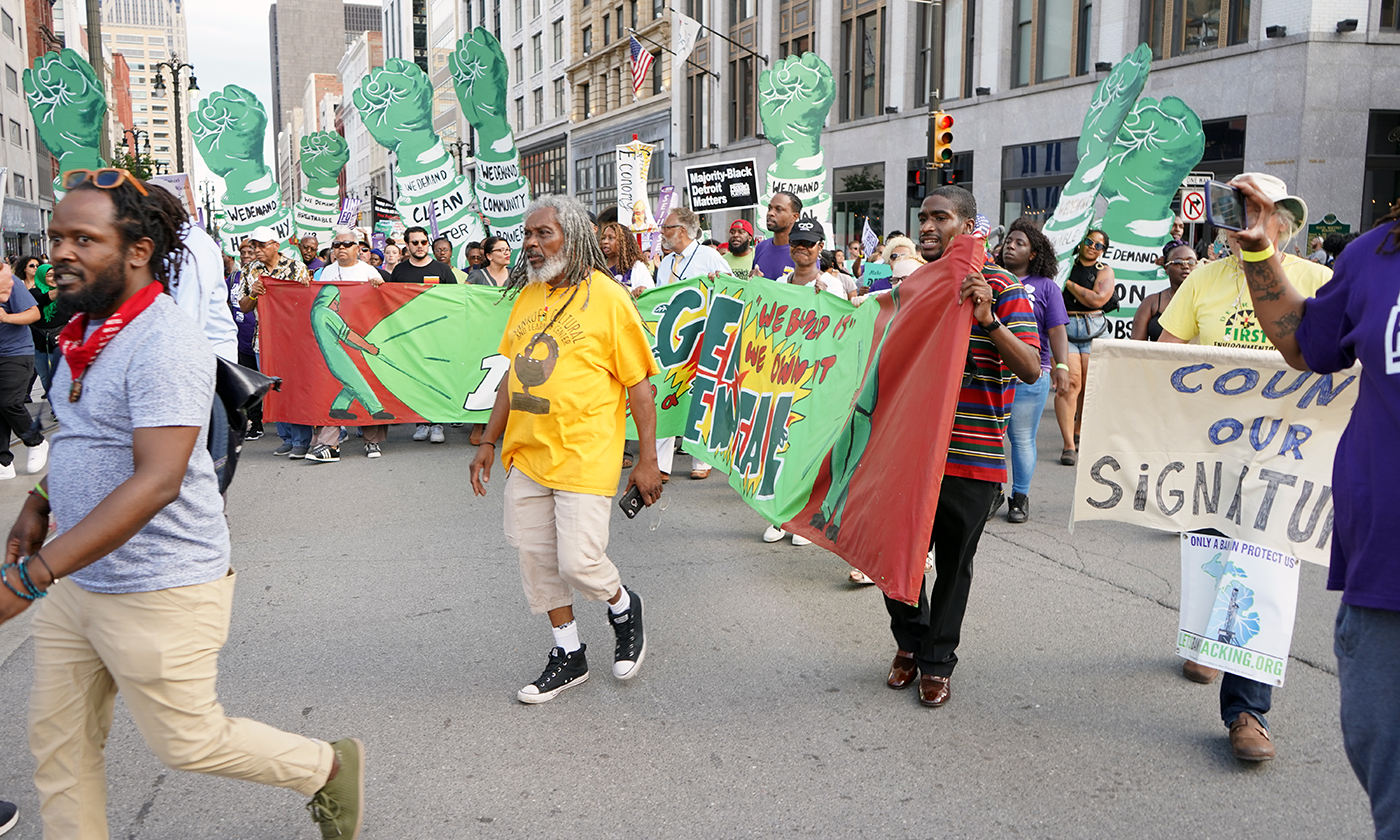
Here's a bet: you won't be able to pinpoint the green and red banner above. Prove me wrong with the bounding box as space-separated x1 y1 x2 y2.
260 237 982 603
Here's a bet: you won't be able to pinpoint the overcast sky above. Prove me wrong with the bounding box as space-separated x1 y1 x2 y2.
185 0 279 181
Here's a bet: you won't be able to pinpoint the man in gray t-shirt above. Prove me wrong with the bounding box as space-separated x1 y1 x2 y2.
0 176 365 839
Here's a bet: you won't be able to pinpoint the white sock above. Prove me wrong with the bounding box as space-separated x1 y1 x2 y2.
552 620 581 653
608 587 631 615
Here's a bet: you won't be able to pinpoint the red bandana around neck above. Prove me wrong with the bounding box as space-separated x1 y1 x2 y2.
58 280 164 402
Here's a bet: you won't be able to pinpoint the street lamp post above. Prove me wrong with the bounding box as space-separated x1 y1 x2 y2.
151 52 198 174
121 128 150 155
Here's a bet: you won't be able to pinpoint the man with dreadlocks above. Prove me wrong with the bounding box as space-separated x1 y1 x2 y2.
0 169 365 839
1233 176 1400 832
470 194 663 704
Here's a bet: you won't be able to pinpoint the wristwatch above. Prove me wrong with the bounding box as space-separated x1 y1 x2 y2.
981 317 1003 333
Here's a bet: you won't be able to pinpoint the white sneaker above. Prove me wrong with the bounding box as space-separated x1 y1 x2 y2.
0 462 15 480
762 525 786 543
429 424 445 443
412 424 430 441
26 439 48 474
791 533 812 546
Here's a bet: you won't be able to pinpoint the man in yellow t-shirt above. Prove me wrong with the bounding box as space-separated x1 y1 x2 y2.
1159 175 1332 350
470 195 663 705
1157 173 1328 764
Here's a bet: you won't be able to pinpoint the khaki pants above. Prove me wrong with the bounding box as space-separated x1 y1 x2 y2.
29 572 333 840
504 470 620 614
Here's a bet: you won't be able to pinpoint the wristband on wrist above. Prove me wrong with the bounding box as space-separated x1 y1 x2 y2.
1055 362 1070 371
1240 243 1275 262
32 552 57 586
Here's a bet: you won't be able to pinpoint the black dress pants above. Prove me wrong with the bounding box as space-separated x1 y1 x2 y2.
884 474 999 678
0 355 42 466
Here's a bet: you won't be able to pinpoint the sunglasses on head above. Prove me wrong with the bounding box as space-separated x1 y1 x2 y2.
1081 238 1107 251
62 168 149 196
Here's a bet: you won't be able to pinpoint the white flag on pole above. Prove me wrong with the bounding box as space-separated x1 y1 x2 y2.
672 12 702 68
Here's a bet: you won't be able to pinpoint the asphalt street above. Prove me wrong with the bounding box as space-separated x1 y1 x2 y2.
0 410 1374 839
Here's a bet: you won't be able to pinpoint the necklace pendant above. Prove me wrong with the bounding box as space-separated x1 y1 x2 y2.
69 379 82 403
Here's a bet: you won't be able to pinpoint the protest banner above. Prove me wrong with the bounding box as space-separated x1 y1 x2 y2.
1072 339 1356 566
260 236 985 604
617 137 657 232
1177 533 1301 686
684 159 759 212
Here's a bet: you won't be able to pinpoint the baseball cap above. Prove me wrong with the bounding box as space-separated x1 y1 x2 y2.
729 219 754 235
789 218 824 245
246 225 281 244
1236 173 1308 238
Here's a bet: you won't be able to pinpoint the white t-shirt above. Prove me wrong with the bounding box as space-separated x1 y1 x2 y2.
170 222 238 361
314 261 383 283
802 274 847 299
627 261 654 290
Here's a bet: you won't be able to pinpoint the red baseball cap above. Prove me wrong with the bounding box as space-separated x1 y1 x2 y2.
729 219 754 235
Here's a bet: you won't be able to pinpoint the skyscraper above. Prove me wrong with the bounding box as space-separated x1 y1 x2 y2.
101 0 193 175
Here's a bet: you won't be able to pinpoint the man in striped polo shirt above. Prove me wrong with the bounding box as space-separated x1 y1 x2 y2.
884 186 1042 708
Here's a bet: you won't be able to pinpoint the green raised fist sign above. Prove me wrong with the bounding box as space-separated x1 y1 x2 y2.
758 53 835 164
23 49 107 178
1079 43 1152 161
449 28 511 145
352 58 438 161
188 85 272 203
300 131 349 193
1103 96 1205 211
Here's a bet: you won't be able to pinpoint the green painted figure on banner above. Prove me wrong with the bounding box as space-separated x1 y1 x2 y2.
1042 43 1206 332
24 49 107 191
189 85 295 253
353 58 488 269
310 286 395 422
294 131 350 241
450 28 530 260
757 53 836 234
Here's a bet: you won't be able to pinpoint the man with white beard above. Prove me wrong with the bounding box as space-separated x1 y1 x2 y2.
470 195 664 704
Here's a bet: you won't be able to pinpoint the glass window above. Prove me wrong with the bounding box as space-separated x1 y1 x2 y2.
686 73 707 153
1385 0 1398 29
576 156 593 193
603 13 611 45
583 26 592 55
554 78 565 116
554 20 563 61
515 96 525 131
532 33 543 72
729 56 755 141
653 0 664 20
1039 0 1073 81
580 81 592 118
731 0 755 22
533 88 544 123
999 138 1080 225
13 172 24 198
840 9 884 121
3 65 14 93
1013 0 1032 87
1 12 12 40
514 0 523 30
1144 0 1249 59
652 52 662 95
514 45 523 78
1078 2 1093 75
8 120 20 146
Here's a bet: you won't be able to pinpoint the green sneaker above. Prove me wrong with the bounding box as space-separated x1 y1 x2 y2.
306 738 364 839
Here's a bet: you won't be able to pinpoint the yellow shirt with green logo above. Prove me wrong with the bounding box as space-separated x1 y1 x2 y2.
1158 252 1332 349
498 271 659 495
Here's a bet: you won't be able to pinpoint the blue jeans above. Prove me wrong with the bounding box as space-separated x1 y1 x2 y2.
1336 602 1400 838
34 348 59 399
1221 672 1272 730
276 422 312 449
1007 373 1051 496
1066 313 1107 354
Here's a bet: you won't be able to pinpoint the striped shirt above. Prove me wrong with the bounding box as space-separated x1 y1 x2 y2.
945 264 1039 483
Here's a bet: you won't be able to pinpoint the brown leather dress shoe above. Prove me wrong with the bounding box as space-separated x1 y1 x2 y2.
1183 660 1220 684
918 675 950 707
1228 713 1275 761
886 652 918 689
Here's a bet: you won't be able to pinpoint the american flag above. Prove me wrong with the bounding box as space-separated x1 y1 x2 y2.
629 36 655 98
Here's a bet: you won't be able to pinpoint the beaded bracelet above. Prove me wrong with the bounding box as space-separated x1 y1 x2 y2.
0 563 35 601
15 559 45 599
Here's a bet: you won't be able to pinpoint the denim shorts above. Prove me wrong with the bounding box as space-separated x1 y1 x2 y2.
1066 313 1107 354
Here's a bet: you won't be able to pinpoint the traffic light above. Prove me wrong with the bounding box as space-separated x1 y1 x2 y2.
932 111 954 168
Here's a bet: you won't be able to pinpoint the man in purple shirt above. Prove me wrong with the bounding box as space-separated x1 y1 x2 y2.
299 234 326 273
752 192 801 279
1235 174 1400 836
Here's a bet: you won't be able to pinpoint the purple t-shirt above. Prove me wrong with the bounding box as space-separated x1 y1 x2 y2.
1294 224 1400 611
1017 274 1070 370
226 270 257 356
753 239 793 279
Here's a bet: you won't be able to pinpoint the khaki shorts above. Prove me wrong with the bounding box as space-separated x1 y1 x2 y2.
504 469 621 613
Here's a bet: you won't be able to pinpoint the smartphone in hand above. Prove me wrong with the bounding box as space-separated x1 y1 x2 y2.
618 485 644 519
1205 180 1248 231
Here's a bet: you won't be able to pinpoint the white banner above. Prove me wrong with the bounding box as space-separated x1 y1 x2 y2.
672 12 701 68
617 139 656 232
1178 533 1300 686
1073 340 1358 567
